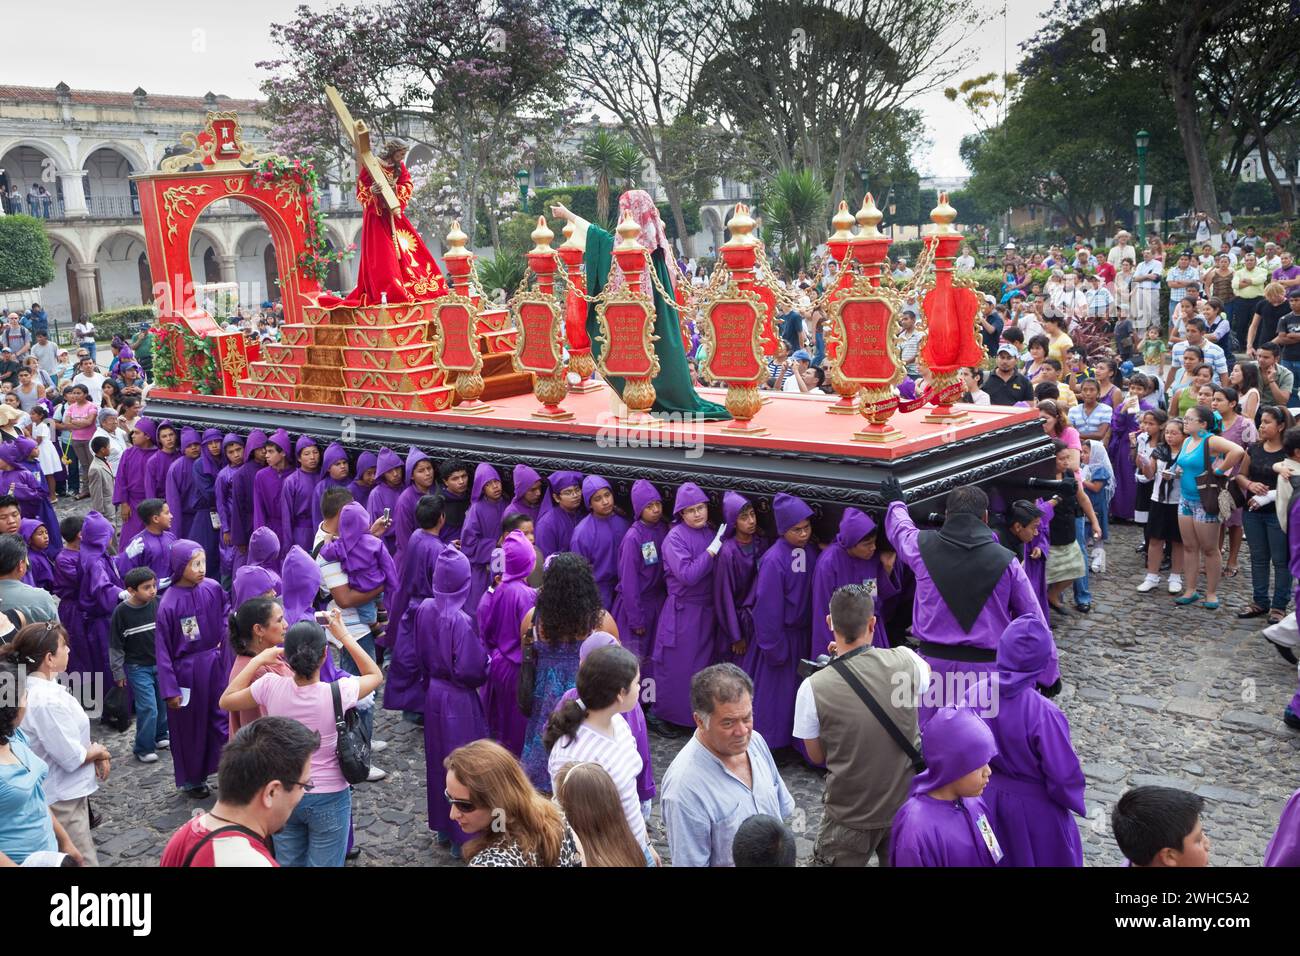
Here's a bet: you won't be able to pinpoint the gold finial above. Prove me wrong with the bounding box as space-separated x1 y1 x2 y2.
559 220 578 249
829 200 856 242
855 193 883 238
529 215 554 254
614 212 642 251
444 219 471 258
931 191 957 235
723 202 758 246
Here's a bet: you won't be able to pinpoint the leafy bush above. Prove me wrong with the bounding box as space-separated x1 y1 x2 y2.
90 305 158 341
0 216 55 292
475 252 526 304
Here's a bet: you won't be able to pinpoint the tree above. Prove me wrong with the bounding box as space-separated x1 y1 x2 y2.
760 169 829 271
612 140 644 193
579 129 623 227
0 217 55 292
943 73 1020 135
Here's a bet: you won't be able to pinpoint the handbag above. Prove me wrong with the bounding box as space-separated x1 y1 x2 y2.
516 625 538 716
330 681 371 785
102 683 130 733
1195 437 1226 516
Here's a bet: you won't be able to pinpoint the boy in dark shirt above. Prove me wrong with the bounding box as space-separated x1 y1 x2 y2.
110 566 169 762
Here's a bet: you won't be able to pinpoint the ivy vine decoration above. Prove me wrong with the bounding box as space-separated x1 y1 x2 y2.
149 325 222 395
253 156 354 285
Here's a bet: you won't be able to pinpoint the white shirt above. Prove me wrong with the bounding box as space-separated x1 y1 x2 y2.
74 321 95 341
955 254 976 272
547 715 647 849
313 524 368 640
792 647 930 740
21 676 97 804
1017 315 1045 340
1108 244 1136 268
93 425 126 471
71 371 105 405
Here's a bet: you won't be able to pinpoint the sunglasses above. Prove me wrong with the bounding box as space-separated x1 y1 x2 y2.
284 779 315 792
443 789 477 813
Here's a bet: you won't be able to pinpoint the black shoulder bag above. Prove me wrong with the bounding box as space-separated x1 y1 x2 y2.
828 656 926 774
517 624 538 716
182 823 272 867
331 680 371 785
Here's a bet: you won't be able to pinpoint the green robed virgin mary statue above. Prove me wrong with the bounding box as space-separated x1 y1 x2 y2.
551 191 730 421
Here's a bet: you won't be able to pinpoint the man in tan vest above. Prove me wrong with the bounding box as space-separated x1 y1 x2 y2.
794 584 930 866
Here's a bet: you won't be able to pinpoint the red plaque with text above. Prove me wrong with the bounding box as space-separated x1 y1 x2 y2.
516 300 562 376
435 301 478 370
702 298 764 383
598 302 655 379
828 291 905 389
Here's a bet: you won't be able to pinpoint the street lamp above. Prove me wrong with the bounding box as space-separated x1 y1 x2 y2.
515 168 530 210
888 200 897 239
1135 129 1150 244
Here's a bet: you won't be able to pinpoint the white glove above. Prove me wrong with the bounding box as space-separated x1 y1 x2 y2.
117 590 130 603
706 524 727 557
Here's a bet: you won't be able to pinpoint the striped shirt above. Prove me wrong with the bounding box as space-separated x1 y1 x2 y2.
547 715 647 848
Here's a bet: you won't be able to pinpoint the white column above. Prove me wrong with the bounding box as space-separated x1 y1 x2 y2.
57 170 89 218
72 264 100 316
217 254 239 284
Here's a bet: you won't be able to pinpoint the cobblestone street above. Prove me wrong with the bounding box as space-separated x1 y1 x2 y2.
75 520 1300 867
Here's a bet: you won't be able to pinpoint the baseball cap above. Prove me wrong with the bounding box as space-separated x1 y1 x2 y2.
791 349 813 362
1288 288 1300 299
996 343 1018 357
983 294 996 304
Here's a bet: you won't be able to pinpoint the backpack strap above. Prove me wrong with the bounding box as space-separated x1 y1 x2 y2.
828 656 925 774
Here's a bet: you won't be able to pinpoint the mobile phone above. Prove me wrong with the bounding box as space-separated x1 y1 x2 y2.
315 610 332 625
382 507 392 523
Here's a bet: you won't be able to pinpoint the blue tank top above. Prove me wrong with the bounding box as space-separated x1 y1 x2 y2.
1176 436 1208 504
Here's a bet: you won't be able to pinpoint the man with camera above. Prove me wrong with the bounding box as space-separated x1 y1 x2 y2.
794 584 929 867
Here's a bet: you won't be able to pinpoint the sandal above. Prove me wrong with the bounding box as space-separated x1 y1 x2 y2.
1238 604 1268 619
1269 610 1287 625
1222 566 1239 577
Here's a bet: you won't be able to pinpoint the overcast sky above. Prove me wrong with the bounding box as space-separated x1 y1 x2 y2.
8 0 1054 178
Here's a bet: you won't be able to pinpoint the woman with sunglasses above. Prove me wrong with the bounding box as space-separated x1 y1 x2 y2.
220 611 382 866
443 739 582 867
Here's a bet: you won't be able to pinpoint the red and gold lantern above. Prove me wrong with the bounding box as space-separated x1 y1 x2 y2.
595 214 661 427
918 192 981 423
434 220 492 415
512 217 574 421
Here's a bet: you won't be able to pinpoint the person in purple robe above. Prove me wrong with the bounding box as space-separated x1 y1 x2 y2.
1264 788 1300 866
52 518 89 680
503 463 548 524
460 463 506 615
143 422 180 501
10 436 60 555
1000 499 1053 619
280 435 321 554
881 478 1058 725
277 546 346 685
394 447 436 560
535 469 585 558
19 518 54 591
0 444 52 544
155 539 230 796
890 706 1003 866
965 615 1084 866
713 492 766 669
247 526 282 581
749 494 817 751
613 479 669 683
347 450 378 511
319 500 398 597
476 529 537 754
569 475 631 610
417 547 489 850
164 428 202 546
228 427 266 576
185 427 225 575
252 428 293 560
214 433 244 584
232 564 279 608
366 446 405 555
436 458 471 544
113 416 157 547
74 511 123 696
651 482 723 731
1107 400 1139 521
116 498 177 589
810 508 899 656
311 442 350 531
383 494 445 717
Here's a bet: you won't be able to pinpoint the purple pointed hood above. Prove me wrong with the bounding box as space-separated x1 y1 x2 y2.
773 493 812 535
232 564 281 608
404 446 431 484
267 428 291 457
549 470 584 497
722 491 751 528
834 507 877 549
631 479 661 519
13 436 36 460
133 417 158 445
221 433 243 459
472 462 501 503
912 707 997 795
0 443 22 467
579 630 618 661
280 545 321 625
294 434 317 464
320 442 348 479
375 446 403 482
180 427 201 452
899 378 918 401
581 475 611 508
511 464 543 506
248 526 281 570
502 529 536 583
672 482 708 516
198 427 224 478
155 421 179 451
433 546 472 616
168 538 204 584
355 451 377 478
79 511 113 564
18 518 43 547
995 613 1055 699
243 428 268 458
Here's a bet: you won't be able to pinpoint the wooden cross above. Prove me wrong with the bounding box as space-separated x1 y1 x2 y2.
324 85 400 212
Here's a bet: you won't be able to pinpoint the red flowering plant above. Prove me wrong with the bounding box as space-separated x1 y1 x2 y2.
252 156 352 284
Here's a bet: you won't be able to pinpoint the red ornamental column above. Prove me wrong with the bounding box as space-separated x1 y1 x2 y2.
557 222 602 394
919 192 982 423
437 219 493 414
595 215 661 427
513 216 574 421
442 220 474 297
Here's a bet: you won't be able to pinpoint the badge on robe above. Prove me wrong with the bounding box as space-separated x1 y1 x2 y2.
641 541 659 566
210 511 221 529
976 812 1004 864
180 616 200 641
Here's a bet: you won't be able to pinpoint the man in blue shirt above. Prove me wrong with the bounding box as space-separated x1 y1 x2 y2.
22 304 48 338
661 664 795 866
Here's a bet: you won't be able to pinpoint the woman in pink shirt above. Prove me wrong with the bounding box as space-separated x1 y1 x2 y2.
58 384 98 501
1039 398 1081 471
226 597 293 738
220 610 382 867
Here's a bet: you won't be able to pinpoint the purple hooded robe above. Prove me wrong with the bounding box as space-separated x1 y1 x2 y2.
251 428 292 560
890 707 1003 867
214 433 243 580
1107 401 1139 521
366 446 405 555
280 435 321 554
714 492 767 667
394 447 436 562
475 530 536 754
502 463 548 524
113 416 157 546
186 427 224 574
810 508 899 655
52 545 88 677
382 524 445 714
749 494 817 750
460 463 506 616
247 527 282 582
535 469 585 558
418 548 489 843
1264 788 1300 867
164 429 201 549
231 565 280 609
0 444 56 549
117 526 178 590
75 511 121 694
155 539 230 788
278 545 345 684
228 427 267 575
613 479 669 681
19 519 54 591
319 501 398 596
347 450 378 511
651 483 719 727
568 475 630 610
310 442 350 531
143 423 180 501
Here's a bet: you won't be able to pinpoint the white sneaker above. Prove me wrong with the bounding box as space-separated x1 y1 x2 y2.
1137 574 1160 593
1168 574 1183 594
136 752 159 763
156 739 170 750
370 739 388 753
366 765 388 782
1091 548 1106 574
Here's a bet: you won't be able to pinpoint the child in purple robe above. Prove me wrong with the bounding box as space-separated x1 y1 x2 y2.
252 428 293 560
750 493 817 751
19 518 54 591
75 511 124 697
383 494 446 716
476 529 537 754
652 483 724 729
52 517 88 678
144 422 180 501
394 447 436 559
1001 500 1053 619
156 539 230 796
311 442 350 530
569 475 631 610
366 447 405 555
418 548 489 850
116 498 177 589
535 469 585 558
277 546 346 683
165 428 202 545
713 491 765 667
280 435 321 554
613 480 669 682
460 463 506 615
319 500 398 646
347 450 378 510
214 433 244 583
12 436 61 556
810 508 898 656
436 458 471 544
114 416 157 546
965 615 1084 867
232 564 280 608
1107 393 1139 521
0 443 50 536
503 463 547 523
187 428 225 574
1264 788 1300 866
890 706 1003 867
229 428 266 575
247 526 281 580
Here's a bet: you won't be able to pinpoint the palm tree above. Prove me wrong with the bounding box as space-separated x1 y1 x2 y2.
580 130 622 227
760 169 830 271
613 141 643 192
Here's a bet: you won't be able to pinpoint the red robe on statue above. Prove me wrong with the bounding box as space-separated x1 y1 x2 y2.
318 162 447 308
